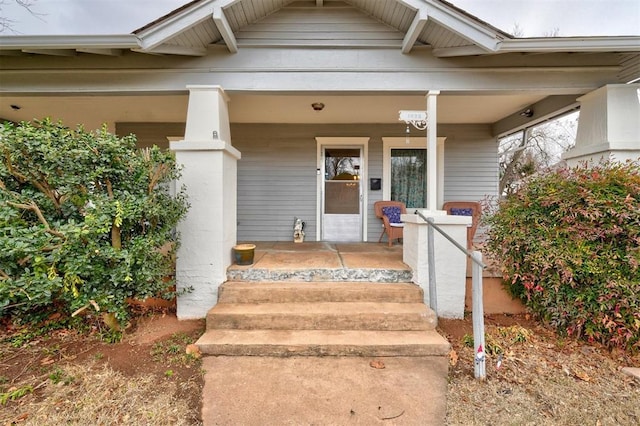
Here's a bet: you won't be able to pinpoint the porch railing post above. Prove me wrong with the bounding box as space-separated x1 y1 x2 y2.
427 223 437 312
472 250 486 380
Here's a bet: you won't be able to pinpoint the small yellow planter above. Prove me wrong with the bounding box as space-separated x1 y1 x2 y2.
233 244 256 265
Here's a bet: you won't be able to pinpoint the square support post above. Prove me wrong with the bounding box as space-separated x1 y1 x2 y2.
426 90 440 211
563 83 640 165
170 85 240 319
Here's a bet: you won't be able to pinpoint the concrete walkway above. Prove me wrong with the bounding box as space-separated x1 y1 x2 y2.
202 356 448 425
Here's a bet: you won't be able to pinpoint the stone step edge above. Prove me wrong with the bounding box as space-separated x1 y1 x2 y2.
208 301 430 312
196 329 450 357
226 268 413 283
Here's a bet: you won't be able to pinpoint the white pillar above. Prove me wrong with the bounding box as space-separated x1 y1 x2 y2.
426 91 439 212
402 213 470 318
563 84 640 165
437 138 445 209
170 85 240 319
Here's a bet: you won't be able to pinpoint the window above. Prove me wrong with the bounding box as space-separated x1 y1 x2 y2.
391 148 426 208
382 137 446 210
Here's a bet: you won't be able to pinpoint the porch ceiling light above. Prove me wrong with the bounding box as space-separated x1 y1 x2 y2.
311 102 325 111
399 110 428 130
520 108 534 117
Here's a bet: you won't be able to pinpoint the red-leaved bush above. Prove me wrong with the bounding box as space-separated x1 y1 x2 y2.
484 160 640 352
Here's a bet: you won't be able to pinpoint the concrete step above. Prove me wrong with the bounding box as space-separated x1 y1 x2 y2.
206 302 436 331
196 329 450 357
218 281 424 304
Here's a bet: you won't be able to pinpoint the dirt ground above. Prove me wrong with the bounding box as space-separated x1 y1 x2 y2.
1 311 205 426
2 311 639 426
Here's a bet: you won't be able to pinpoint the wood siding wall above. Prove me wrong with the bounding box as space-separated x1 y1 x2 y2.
233 1 405 47
117 122 498 242
231 123 498 242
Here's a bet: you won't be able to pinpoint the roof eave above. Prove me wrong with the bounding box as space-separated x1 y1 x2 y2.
0 34 141 50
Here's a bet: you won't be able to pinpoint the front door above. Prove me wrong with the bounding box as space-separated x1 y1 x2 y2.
321 147 362 241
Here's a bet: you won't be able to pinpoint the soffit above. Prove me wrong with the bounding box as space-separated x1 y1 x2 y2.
0 93 551 130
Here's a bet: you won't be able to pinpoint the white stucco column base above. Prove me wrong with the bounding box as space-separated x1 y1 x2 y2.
170 86 240 319
402 211 471 319
563 84 640 166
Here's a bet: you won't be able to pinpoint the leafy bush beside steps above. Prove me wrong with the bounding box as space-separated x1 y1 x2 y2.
484 160 640 352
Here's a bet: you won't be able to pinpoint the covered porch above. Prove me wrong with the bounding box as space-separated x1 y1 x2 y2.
1 0 637 321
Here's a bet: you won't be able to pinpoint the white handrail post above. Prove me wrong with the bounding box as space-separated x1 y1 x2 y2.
472 250 486 380
427 224 437 313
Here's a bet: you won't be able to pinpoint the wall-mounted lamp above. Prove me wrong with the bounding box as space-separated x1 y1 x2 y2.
311 102 325 111
520 108 534 118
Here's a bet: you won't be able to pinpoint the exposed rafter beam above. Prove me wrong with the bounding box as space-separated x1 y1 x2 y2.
133 44 207 56
426 6 501 52
402 8 428 54
213 7 238 53
22 49 76 56
431 45 486 57
76 48 123 56
398 0 505 52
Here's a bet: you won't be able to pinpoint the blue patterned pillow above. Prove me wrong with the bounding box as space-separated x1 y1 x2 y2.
382 206 402 223
450 207 473 216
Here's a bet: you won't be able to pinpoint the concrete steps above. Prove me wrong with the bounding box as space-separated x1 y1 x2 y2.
218 281 424 303
196 329 449 357
196 282 450 357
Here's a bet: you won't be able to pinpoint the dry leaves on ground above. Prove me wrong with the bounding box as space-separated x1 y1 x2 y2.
441 316 640 426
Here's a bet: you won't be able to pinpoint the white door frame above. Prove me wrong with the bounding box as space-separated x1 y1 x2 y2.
315 137 370 242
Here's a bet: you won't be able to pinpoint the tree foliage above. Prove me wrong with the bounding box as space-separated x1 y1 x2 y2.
0 0 40 33
499 112 578 195
0 119 188 326
484 161 640 351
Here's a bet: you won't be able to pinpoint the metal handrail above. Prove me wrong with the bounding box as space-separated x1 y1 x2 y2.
414 209 487 380
414 210 486 269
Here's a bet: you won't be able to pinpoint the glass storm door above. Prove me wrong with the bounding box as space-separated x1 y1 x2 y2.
322 147 362 241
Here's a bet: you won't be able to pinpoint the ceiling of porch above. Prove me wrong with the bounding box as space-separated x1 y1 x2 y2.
0 92 553 132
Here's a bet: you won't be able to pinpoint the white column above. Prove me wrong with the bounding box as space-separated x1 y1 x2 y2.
437 138 445 209
170 85 240 319
563 83 640 165
426 91 439 212
402 213 471 318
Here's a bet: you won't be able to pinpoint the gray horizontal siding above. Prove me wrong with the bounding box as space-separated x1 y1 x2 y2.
232 131 317 242
234 2 403 47
443 124 499 201
116 122 498 242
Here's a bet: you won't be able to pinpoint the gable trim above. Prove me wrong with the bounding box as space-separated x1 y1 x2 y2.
213 7 238 53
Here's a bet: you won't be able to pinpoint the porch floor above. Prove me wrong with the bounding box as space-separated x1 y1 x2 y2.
227 241 412 282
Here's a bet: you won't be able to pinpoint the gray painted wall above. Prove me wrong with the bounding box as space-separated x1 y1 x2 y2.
231 123 498 242
118 122 498 242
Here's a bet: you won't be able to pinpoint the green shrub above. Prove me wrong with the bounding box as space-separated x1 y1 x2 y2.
0 119 188 327
484 160 640 351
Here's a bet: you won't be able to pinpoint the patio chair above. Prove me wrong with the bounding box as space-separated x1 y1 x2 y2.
443 201 482 249
374 200 406 247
